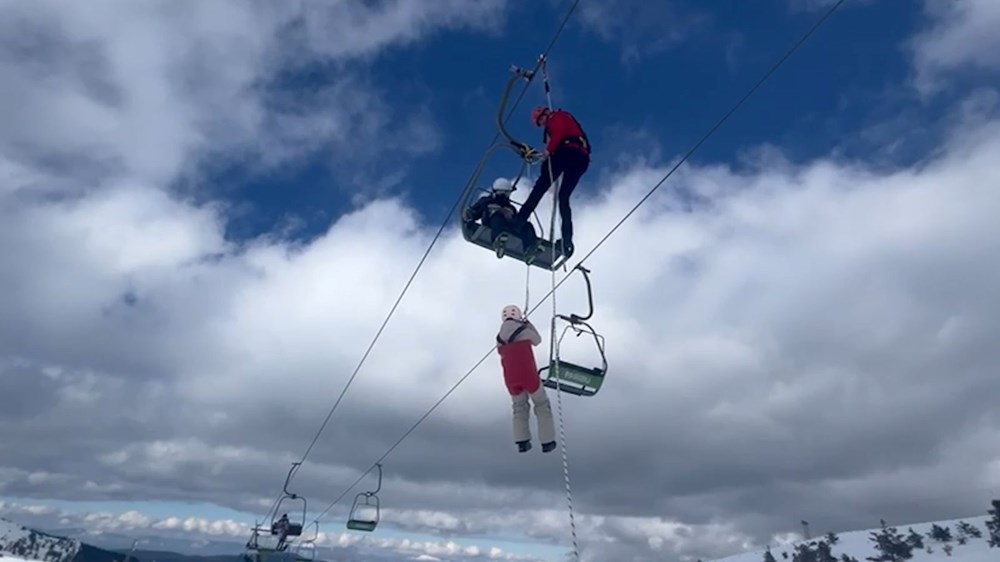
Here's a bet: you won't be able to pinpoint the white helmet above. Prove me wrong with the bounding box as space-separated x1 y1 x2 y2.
501 304 523 321
491 178 513 194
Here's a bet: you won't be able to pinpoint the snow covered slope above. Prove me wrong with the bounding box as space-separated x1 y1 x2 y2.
0 518 80 562
714 515 996 562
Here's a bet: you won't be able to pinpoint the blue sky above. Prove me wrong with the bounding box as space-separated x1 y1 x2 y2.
4 1 1000 561
212 0 944 244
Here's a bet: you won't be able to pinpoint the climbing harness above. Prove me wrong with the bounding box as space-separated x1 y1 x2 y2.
457 61 571 271
540 265 608 397
346 463 383 532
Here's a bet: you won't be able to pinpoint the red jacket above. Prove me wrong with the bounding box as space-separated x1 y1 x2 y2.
497 339 540 395
544 110 590 155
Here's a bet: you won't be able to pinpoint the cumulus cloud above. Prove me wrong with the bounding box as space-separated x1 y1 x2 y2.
568 0 711 64
5 98 1000 559
0 0 503 193
910 0 1000 95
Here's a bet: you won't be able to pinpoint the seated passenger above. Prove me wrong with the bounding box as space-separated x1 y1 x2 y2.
463 178 543 261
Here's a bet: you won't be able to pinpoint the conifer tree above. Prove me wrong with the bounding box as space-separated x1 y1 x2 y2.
987 499 1000 548
866 520 913 562
956 520 982 540
815 540 837 562
927 523 952 543
792 543 818 562
904 528 923 549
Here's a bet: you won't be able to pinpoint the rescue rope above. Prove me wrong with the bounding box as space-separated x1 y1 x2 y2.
524 165 534 314
540 53 581 562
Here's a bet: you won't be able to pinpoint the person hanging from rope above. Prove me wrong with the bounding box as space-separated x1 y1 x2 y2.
495 304 556 453
463 177 544 261
511 105 591 259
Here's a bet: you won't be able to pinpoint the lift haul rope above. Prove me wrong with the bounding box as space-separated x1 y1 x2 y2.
260 0 847 555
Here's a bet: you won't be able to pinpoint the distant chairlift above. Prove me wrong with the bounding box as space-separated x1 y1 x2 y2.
292 522 319 562
540 265 608 397
271 462 307 542
346 463 383 532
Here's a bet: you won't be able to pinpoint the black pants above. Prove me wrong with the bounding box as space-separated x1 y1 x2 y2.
514 146 590 244
490 211 538 248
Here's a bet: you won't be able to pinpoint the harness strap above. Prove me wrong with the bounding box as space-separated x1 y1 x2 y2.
497 323 528 346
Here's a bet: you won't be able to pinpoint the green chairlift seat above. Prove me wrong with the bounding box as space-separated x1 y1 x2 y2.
346 463 383 533
539 265 608 397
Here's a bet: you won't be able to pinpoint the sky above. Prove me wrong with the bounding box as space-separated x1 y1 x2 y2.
2 0 1000 561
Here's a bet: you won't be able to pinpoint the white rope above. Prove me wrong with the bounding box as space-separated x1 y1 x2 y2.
524 165 533 313
539 53 580 562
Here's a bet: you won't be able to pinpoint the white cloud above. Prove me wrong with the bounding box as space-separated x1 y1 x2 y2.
5 102 1000 557
0 0 503 192
4 1 1000 561
910 0 1000 95
570 0 710 65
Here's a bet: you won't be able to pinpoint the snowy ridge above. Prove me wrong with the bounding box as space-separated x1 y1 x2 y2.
714 515 996 562
0 519 80 562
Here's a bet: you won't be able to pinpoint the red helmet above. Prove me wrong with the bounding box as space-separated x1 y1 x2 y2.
531 105 549 126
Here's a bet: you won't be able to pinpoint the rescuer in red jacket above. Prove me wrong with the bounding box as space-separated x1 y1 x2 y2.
495 304 556 453
511 105 591 259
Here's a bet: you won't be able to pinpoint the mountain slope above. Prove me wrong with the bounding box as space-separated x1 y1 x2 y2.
0 518 80 562
714 515 996 562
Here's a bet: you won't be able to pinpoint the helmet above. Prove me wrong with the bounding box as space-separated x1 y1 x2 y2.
531 105 549 126
501 305 523 322
491 177 513 194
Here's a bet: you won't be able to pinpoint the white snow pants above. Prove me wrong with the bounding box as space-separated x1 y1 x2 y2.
511 386 555 444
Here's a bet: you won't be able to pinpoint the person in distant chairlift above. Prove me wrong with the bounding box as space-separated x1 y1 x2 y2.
463 177 544 260
274 514 290 551
495 304 556 454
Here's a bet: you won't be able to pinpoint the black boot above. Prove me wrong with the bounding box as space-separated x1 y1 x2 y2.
555 239 574 258
542 441 557 453
516 440 532 453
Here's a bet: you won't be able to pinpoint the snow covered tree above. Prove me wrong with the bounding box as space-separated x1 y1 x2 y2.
792 543 818 562
927 523 952 543
815 540 837 562
987 499 1000 548
764 547 778 562
866 520 914 562
956 520 982 541
904 528 923 549
826 532 840 545
840 555 859 562
942 544 953 556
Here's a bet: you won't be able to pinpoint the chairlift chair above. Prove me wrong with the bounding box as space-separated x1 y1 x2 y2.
458 63 570 271
346 463 383 532
539 265 609 397
271 462 307 539
292 523 318 562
